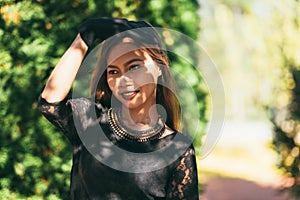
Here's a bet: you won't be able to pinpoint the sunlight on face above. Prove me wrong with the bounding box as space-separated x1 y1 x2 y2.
106 38 162 110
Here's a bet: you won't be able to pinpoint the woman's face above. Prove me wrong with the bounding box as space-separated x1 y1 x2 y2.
106 41 162 110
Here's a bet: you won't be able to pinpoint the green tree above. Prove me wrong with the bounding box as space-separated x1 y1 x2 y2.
271 67 300 198
199 0 300 197
268 1 300 197
0 0 204 198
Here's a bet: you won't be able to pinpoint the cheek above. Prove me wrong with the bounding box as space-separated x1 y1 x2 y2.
135 72 157 87
107 77 116 91
107 77 123 98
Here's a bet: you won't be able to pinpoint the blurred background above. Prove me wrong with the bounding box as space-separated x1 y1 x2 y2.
199 1 300 199
0 0 300 199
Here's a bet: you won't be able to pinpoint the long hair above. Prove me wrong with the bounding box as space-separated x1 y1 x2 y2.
90 26 181 131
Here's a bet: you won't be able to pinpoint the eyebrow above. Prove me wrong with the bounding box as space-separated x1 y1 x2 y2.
107 58 144 69
125 58 143 66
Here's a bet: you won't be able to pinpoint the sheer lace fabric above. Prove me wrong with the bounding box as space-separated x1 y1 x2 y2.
38 96 199 199
168 148 198 199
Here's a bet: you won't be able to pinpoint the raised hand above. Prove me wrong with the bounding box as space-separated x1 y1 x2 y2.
78 18 131 47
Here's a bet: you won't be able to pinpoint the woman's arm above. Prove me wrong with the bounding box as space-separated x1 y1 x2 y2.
41 18 133 103
41 34 88 103
167 145 199 199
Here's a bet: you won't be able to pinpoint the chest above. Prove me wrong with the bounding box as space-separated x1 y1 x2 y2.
76 147 174 199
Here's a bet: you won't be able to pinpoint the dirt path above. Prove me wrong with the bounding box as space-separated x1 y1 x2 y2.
199 177 293 200
198 120 298 200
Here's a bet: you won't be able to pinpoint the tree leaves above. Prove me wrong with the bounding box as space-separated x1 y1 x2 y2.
0 0 203 198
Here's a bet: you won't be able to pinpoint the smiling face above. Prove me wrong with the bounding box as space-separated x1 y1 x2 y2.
106 41 162 111
90 35 181 130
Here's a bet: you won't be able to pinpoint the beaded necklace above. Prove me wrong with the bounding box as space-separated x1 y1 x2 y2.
107 108 165 142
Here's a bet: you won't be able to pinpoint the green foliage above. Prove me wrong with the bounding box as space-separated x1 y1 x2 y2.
0 0 204 198
267 1 300 198
270 67 300 198
200 0 300 197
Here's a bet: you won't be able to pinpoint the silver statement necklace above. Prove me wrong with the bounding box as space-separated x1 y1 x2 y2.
107 108 165 142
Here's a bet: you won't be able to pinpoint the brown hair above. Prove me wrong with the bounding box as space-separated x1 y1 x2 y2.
90 28 181 131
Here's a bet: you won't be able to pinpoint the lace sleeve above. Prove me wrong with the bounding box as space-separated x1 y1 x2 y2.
167 145 199 200
37 96 80 145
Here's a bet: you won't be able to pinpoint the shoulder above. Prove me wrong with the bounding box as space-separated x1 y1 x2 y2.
67 97 108 129
67 97 107 114
67 97 96 110
161 128 194 147
158 130 195 157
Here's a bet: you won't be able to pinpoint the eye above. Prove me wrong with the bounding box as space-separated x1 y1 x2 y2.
129 65 142 71
107 69 119 75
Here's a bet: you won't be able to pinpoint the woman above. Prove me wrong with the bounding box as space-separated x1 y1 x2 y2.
38 18 199 199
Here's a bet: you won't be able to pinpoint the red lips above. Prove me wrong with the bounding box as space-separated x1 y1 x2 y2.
121 90 139 100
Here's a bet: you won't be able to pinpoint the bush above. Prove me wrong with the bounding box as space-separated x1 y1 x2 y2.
270 67 300 198
0 0 205 198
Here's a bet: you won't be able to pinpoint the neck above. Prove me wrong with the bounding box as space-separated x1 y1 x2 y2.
121 105 160 129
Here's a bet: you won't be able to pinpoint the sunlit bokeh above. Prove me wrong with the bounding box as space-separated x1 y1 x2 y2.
198 0 300 199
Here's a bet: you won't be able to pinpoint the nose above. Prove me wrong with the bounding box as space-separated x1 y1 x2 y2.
119 72 133 87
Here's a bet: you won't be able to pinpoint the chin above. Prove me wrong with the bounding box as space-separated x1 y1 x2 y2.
121 103 141 110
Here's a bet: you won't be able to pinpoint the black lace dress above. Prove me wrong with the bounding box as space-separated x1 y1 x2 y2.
38 96 199 200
